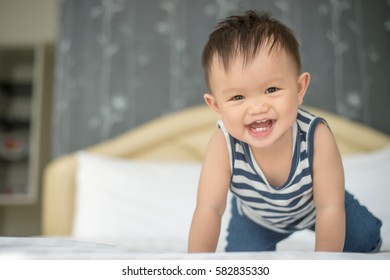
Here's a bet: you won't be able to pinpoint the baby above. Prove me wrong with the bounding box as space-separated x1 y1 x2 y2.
188 10 382 252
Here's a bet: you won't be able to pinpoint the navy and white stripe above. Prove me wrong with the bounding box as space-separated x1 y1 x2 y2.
219 108 327 233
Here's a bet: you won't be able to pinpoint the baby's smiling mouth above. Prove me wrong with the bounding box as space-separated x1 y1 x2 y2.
248 119 274 133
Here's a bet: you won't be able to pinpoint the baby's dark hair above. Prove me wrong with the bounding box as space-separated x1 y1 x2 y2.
202 10 301 89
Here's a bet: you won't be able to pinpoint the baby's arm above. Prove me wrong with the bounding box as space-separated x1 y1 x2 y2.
188 130 231 252
312 122 346 252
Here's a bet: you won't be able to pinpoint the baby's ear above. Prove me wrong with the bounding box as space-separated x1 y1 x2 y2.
297 72 310 104
204 93 220 113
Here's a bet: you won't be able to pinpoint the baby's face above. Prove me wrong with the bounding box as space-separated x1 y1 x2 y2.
204 47 309 150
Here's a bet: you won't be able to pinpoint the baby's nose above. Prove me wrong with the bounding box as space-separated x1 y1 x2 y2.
247 100 269 115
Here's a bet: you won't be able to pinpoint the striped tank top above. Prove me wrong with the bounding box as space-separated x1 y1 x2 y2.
219 108 327 233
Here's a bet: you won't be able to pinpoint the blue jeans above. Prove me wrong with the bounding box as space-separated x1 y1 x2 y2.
225 191 382 252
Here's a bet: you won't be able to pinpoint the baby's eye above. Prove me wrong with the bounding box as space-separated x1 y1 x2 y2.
231 95 244 101
265 87 279 94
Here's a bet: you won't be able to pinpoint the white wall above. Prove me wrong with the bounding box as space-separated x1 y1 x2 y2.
0 0 58 44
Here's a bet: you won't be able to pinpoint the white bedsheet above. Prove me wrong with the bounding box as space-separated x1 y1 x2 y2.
0 237 389 260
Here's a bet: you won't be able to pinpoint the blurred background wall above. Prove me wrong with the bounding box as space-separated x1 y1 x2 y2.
0 0 57 44
53 0 390 158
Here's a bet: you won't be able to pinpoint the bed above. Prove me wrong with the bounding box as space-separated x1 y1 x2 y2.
9 105 390 260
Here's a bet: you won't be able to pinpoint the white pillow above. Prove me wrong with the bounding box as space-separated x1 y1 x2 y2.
278 145 390 251
74 152 202 252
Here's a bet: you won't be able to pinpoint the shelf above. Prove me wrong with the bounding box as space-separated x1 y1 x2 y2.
0 82 32 96
0 43 53 205
0 117 31 128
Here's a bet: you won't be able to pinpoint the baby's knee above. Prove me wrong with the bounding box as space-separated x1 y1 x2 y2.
343 213 382 252
344 235 382 253
344 192 383 252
